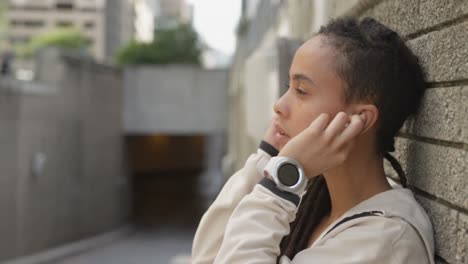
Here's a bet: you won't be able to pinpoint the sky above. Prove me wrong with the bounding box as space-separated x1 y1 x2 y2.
186 0 242 56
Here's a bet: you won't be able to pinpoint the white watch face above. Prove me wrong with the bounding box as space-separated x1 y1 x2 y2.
278 163 300 186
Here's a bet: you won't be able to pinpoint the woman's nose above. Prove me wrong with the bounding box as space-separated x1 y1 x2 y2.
273 93 289 118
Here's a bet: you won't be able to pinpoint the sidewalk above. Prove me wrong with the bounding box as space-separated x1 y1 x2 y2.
51 226 194 264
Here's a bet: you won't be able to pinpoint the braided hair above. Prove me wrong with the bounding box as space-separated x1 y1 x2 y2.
278 17 427 261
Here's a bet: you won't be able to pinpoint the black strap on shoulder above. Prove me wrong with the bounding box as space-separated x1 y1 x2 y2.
324 210 383 237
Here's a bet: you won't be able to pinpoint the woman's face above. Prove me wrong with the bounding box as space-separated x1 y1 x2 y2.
273 35 350 149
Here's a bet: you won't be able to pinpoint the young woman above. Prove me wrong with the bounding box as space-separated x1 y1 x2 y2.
192 17 435 263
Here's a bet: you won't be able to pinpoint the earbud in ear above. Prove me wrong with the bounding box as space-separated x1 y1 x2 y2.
358 112 367 126
354 105 378 134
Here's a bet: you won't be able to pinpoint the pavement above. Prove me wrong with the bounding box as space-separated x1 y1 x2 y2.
46 167 224 264
51 226 195 264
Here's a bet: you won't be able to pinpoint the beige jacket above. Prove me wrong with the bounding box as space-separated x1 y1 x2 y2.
192 149 435 263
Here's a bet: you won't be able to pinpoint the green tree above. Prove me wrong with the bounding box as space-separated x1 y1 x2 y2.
116 23 201 66
19 27 88 58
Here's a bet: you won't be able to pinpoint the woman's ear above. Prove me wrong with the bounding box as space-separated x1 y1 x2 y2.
355 104 379 134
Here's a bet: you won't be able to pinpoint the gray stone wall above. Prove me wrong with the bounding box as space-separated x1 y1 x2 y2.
0 54 129 261
0 89 20 260
347 1 468 263
123 66 228 135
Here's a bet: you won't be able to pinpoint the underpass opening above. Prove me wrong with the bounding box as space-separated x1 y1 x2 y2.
125 134 220 228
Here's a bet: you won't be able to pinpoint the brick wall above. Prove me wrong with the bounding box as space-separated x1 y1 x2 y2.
346 1 468 263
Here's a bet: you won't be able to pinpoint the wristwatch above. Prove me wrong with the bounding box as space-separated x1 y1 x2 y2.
264 156 308 195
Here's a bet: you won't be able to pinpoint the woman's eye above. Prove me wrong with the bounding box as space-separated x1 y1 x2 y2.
286 83 307 95
295 88 307 95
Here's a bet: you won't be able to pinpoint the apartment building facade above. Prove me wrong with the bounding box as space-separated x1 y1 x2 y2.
7 0 105 60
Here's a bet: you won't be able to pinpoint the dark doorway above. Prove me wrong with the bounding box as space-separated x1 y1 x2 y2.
125 134 209 228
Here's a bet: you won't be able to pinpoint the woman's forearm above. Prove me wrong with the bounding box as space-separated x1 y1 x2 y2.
191 149 272 264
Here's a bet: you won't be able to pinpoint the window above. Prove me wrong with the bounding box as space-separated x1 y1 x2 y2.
10 19 21 26
11 36 30 44
8 4 49 11
56 3 74 9
84 21 95 29
24 20 45 27
10 19 44 27
85 38 94 45
56 21 73 27
81 7 97 12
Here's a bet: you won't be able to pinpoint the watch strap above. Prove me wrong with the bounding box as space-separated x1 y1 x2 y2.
259 140 279 157
258 177 300 206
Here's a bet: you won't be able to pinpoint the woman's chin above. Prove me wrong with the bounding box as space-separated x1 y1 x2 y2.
274 132 290 150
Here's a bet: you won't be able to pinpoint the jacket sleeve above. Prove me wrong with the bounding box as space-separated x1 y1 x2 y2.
213 180 429 264
191 149 272 264
213 179 299 264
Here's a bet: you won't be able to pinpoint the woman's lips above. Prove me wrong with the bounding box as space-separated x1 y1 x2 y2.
274 123 289 137
274 123 290 146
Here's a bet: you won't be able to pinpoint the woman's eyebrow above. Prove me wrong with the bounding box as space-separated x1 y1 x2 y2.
291 73 318 87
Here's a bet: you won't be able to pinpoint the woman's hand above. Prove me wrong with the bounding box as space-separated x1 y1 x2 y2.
278 112 366 179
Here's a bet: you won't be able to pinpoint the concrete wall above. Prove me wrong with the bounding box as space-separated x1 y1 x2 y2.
0 54 129 261
123 65 229 135
0 84 20 260
228 0 467 263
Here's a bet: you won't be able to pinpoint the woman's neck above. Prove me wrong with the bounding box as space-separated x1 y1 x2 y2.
322 141 392 223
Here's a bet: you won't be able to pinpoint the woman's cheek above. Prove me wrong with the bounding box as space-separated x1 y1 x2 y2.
302 113 321 131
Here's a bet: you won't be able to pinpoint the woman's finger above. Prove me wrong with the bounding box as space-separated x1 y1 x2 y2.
324 112 349 140
307 113 330 134
336 114 365 145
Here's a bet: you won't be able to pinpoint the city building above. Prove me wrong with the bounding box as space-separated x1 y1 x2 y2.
7 0 106 60
105 0 193 62
6 0 194 64
104 0 134 62
156 0 192 29
132 0 157 43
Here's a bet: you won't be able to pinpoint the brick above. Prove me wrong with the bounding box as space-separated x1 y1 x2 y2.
362 0 421 36
362 0 468 37
407 140 468 210
418 0 468 35
416 195 459 263
385 138 468 209
401 86 468 144
408 21 468 82
362 7 468 83
457 213 468 263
